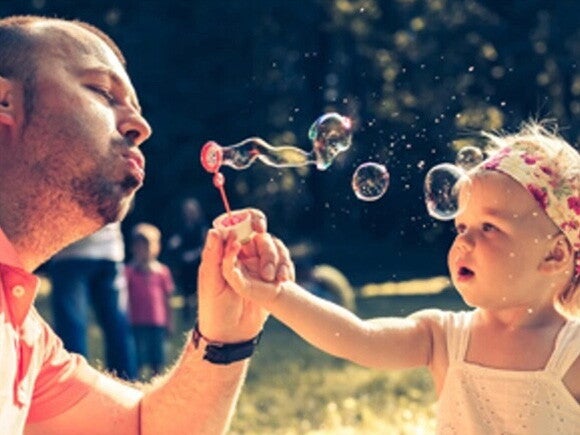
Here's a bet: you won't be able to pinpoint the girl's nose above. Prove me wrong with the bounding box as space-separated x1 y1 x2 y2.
455 231 475 252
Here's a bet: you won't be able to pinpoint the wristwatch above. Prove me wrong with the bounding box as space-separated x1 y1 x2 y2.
192 323 263 365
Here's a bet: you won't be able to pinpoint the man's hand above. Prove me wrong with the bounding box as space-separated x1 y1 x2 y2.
196 208 292 343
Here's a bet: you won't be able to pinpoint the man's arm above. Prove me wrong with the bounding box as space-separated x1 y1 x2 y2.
26 210 289 435
25 342 250 435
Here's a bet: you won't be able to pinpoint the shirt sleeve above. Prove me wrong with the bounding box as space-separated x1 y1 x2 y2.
26 310 100 423
163 264 175 295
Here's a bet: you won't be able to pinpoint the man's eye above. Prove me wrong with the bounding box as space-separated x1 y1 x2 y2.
88 86 115 104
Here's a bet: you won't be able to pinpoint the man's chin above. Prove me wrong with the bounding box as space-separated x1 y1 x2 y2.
96 192 136 225
121 174 143 192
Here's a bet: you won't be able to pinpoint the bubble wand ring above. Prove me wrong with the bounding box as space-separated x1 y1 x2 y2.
200 141 253 242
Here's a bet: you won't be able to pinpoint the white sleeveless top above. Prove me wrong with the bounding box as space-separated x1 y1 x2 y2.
437 311 580 434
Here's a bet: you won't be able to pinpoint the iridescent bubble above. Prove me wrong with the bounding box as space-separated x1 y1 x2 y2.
424 163 471 220
455 146 484 170
352 162 390 202
308 113 353 170
201 112 353 173
200 113 353 215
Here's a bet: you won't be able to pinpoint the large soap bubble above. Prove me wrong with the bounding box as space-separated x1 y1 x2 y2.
308 113 353 170
352 162 390 201
424 163 471 220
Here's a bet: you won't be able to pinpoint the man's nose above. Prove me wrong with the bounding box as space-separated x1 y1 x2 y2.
118 111 152 146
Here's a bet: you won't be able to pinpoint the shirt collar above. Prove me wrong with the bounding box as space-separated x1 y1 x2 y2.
0 226 26 269
0 226 39 327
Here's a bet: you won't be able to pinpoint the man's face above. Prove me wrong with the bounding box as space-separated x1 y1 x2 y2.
19 22 151 225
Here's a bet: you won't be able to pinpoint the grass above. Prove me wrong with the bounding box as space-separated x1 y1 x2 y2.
228 290 467 434
35 276 468 433
230 320 437 434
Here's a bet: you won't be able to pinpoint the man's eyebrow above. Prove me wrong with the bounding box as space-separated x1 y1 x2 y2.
81 67 142 114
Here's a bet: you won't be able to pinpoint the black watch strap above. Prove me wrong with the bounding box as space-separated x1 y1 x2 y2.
192 323 263 365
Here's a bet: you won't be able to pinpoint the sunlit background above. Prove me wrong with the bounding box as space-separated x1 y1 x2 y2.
4 1 578 433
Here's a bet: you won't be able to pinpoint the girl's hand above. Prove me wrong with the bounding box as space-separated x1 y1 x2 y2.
221 232 294 305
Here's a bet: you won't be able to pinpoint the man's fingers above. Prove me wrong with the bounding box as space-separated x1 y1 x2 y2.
222 238 246 292
245 208 267 233
198 230 224 294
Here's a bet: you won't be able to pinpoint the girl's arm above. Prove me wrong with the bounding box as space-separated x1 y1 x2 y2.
222 239 437 370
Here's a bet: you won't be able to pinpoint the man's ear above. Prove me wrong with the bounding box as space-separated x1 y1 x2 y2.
540 234 573 274
0 76 17 127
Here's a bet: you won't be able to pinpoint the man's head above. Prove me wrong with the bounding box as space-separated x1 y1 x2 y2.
0 16 125 125
0 16 151 264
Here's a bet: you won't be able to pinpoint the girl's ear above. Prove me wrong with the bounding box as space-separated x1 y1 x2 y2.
0 76 17 127
540 233 573 274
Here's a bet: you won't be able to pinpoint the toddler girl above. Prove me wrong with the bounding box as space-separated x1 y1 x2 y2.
126 223 175 377
222 123 579 433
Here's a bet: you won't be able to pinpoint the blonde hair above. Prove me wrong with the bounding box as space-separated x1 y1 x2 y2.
482 121 579 316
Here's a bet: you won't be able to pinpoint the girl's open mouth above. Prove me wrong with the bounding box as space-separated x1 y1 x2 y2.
457 266 474 280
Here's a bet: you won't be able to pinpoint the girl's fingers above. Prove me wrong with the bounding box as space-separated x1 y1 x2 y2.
252 232 279 282
273 237 294 282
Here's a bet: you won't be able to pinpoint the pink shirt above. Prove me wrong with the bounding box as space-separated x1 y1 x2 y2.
0 228 99 434
125 262 174 326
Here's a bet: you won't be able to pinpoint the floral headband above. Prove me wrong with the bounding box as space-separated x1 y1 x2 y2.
480 140 579 255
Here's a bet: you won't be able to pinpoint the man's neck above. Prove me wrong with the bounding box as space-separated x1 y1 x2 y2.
0 198 99 272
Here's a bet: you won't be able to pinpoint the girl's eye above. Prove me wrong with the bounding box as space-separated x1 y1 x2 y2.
454 224 467 235
482 222 496 232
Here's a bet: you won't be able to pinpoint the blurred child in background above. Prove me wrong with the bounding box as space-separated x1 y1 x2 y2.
166 197 208 323
126 223 175 377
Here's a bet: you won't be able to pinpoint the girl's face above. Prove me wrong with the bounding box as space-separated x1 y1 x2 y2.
132 238 154 263
448 171 560 310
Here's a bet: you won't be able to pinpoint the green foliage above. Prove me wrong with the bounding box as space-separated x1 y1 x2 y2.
230 320 437 434
2 0 578 280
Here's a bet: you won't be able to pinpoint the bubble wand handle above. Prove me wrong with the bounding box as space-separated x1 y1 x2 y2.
200 141 232 217
213 172 232 216
201 142 254 242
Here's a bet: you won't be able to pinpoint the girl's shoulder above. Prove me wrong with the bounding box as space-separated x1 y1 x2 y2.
409 309 471 393
410 308 473 332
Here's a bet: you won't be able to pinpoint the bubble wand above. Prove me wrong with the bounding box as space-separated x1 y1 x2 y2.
200 113 353 241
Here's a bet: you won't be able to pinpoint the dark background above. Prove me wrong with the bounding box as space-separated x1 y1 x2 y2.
2 0 578 286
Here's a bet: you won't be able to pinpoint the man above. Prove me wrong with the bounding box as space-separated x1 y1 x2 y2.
0 15 291 434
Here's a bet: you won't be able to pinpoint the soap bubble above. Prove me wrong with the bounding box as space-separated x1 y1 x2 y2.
352 162 390 202
424 163 471 220
308 113 353 170
201 113 353 173
455 146 484 170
